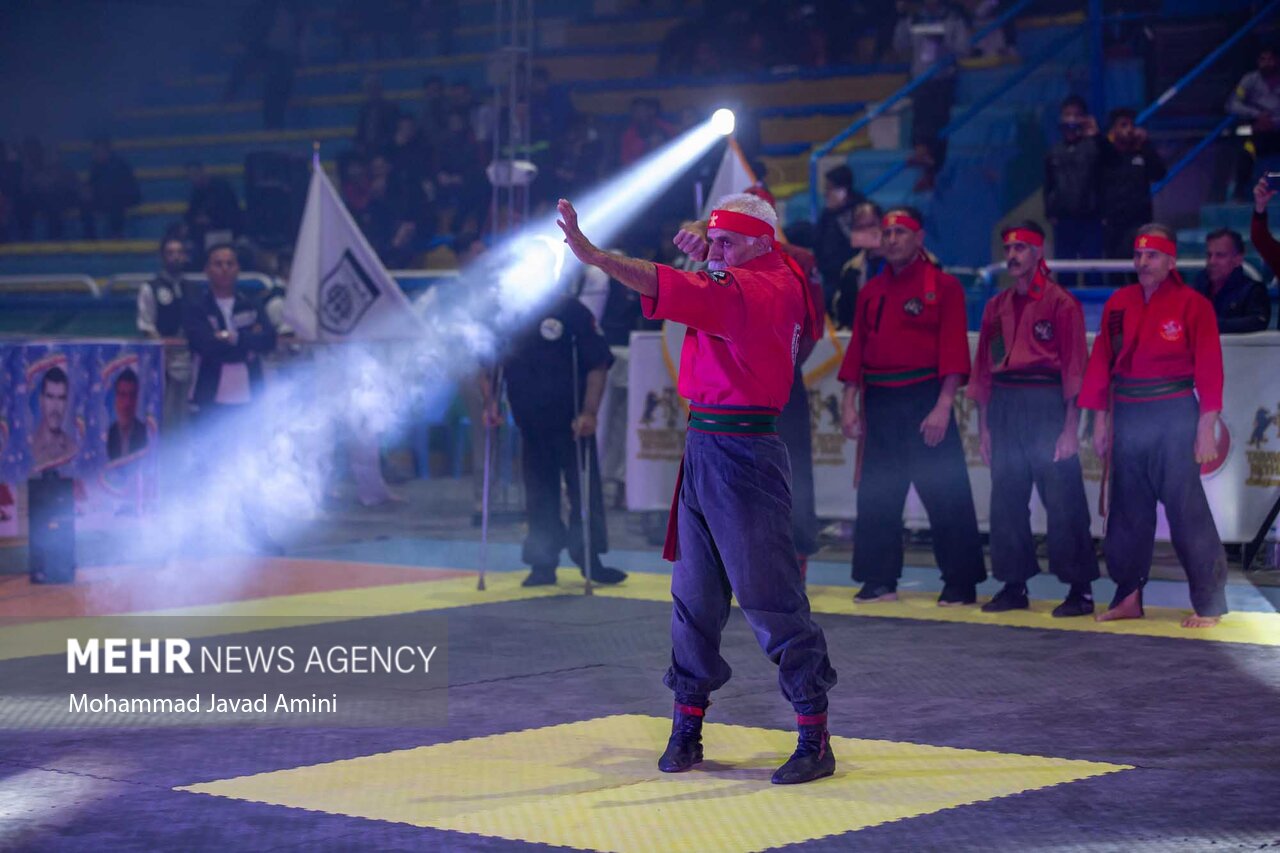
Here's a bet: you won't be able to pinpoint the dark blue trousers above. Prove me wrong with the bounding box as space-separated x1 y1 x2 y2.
1106 395 1229 617
664 430 837 715
854 380 986 587
988 385 1099 585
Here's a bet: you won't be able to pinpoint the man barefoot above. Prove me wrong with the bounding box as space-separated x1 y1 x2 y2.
1080 224 1228 629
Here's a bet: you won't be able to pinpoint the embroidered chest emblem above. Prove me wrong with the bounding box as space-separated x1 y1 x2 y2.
708 270 732 286
903 297 924 316
1032 320 1054 342
1159 319 1184 342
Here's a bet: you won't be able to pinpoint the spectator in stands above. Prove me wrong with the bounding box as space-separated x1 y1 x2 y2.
1227 46 1280 201
24 141 80 241
1251 177 1280 325
365 155 419 268
420 75 449 149
80 137 140 240
139 237 193 436
388 114 433 191
184 161 243 263
619 97 677 167
894 0 969 191
530 67 576 144
355 75 403 158
814 164 866 313
1044 96 1103 286
224 0 302 128
1191 228 1270 334
435 110 487 234
551 114 604 198
1098 107 1166 265
834 201 885 329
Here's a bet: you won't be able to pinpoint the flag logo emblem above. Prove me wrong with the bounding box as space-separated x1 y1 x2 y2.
319 249 381 336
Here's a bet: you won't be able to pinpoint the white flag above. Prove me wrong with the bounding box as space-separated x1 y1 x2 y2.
700 137 758 220
285 166 427 342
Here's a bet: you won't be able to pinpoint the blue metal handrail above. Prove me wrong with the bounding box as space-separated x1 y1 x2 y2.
1151 114 1238 196
860 24 1084 198
807 0 1040 221
1135 0 1280 127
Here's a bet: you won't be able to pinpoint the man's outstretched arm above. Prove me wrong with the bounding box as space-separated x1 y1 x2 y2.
557 198 658 297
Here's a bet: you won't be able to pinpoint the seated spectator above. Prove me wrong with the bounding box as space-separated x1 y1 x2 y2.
435 110 487 234
185 161 243 263
24 141 80 241
1098 108 1166 264
619 97 676 167
1192 228 1270 334
80 136 140 240
420 75 449 150
355 75 402 157
1227 46 1280 201
550 114 604 198
1044 96 1103 286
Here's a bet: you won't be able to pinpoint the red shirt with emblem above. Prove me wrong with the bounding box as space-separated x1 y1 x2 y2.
837 256 971 387
1079 278 1224 413
640 249 807 411
970 278 1087 405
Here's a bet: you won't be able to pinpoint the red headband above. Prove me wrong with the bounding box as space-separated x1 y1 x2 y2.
882 212 922 232
1134 233 1177 258
1002 227 1044 248
707 208 774 239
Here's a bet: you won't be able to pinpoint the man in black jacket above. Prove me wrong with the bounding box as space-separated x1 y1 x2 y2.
814 164 865 314
183 244 276 420
1099 108 1166 262
1192 228 1271 334
1044 96 1102 286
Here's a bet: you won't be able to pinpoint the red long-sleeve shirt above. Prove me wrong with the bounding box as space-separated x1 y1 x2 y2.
970 279 1087 405
640 250 808 411
1078 278 1224 413
837 257 971 387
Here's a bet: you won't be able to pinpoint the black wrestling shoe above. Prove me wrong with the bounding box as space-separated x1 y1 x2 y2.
1052 584 1095 618
658 704 705 773
937 582 978 606
521 566 558 587
772 714 836 785
854 583 898 602
582 565 627 585
981 583 1029 613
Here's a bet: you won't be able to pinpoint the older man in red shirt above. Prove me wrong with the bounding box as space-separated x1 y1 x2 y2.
972 221 1098 616
1080 224 1228 628
838 207 987 605
557 193 838 784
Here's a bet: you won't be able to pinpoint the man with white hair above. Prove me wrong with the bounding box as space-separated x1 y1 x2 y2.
557 193 838 785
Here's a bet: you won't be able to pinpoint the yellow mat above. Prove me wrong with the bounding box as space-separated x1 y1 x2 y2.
178 714 1129 853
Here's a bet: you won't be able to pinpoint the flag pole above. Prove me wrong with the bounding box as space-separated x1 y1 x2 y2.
312 140 321 170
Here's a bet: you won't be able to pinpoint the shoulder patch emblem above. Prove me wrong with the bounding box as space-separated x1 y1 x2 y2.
1033 320 1054 342
540 317 564 341
157 288 174 306
903 297 924 316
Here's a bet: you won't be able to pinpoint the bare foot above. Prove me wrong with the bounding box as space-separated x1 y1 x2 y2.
1181 614 1220 629
1095 589 1143 622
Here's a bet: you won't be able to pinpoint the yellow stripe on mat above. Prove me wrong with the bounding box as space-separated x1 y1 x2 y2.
2 569 1274 661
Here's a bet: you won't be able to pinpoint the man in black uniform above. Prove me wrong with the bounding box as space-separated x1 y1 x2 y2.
138 237 191 434
481 293 628 587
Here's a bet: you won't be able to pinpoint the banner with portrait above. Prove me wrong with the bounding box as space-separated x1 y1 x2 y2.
0 340 164 534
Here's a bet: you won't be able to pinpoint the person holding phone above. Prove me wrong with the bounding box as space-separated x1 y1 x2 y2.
1251 176 1280 328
